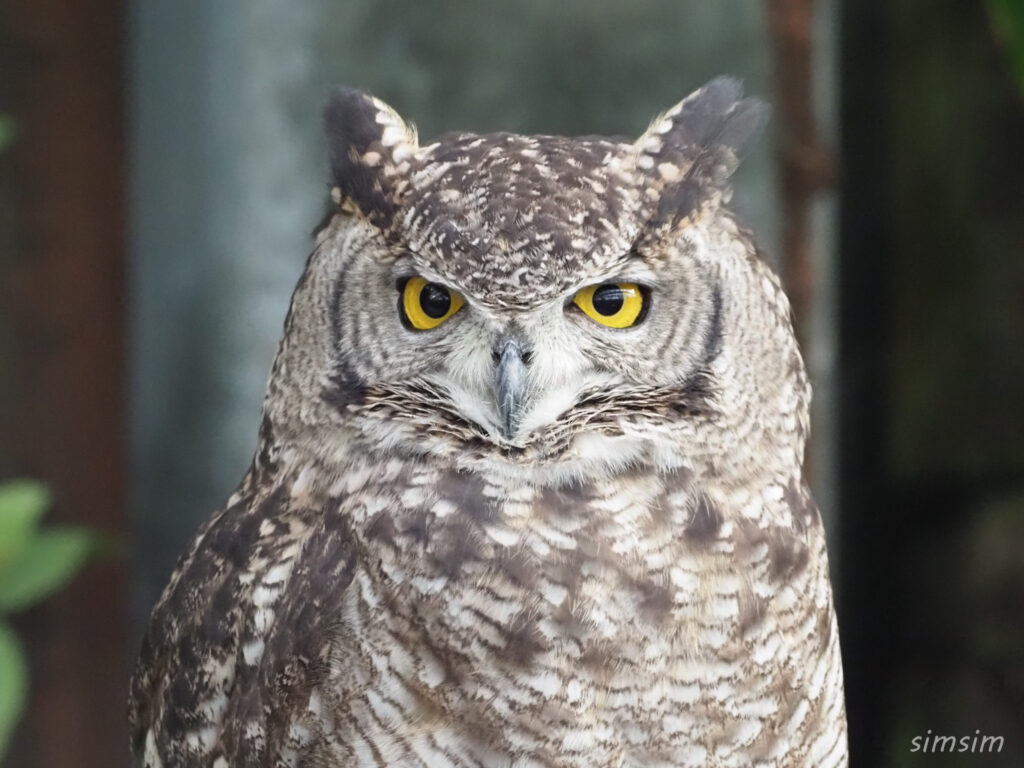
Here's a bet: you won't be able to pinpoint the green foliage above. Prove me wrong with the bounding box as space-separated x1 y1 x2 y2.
0 482 50 571
0 528 99 613
0 481 104 758
988 0 1024 92
0 625 26 761
0 115 15 154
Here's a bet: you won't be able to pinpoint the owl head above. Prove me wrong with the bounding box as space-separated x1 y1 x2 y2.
263 79 808 484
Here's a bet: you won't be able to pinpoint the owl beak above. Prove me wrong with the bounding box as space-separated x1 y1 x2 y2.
493 336 529 440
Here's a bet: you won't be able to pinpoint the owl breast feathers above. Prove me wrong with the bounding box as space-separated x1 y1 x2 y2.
130 78 848 768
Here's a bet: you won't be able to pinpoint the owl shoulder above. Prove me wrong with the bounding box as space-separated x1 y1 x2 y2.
129 472 357 764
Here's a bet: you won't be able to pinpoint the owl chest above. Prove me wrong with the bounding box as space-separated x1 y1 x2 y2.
331 468 805 764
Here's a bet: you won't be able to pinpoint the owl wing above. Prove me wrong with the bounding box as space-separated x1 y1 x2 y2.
129 479 357 766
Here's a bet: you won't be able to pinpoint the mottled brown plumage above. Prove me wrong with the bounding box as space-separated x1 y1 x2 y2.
130 78 847 767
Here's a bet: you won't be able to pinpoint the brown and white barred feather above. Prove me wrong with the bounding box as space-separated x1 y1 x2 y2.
130 78 847 767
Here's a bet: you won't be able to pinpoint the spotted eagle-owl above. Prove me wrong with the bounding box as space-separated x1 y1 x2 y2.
130 78 848 767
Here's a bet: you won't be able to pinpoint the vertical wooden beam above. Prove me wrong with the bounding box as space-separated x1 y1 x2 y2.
0 0 127 765
766 0 836 354
765 0 838 494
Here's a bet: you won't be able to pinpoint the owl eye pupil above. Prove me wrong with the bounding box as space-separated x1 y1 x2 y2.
592 284 625 316
419 283 452 319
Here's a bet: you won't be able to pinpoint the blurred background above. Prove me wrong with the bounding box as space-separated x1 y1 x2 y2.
0 0 1022 765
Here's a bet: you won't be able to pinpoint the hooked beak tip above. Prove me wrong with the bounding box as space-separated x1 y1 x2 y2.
494 337 529 440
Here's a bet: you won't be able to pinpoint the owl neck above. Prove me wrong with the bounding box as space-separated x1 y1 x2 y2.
687 216 812 494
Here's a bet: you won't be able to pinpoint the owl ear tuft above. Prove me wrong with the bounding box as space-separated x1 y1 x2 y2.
636 78 769 229
323 87 419 229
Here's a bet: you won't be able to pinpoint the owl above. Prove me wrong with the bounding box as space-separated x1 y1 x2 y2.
129 78 848 767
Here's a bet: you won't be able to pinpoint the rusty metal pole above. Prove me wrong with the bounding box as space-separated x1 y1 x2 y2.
766 0 836 354
766 0 837 487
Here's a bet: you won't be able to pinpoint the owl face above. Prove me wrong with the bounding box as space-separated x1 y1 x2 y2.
271 80 777 474
330 188 716 448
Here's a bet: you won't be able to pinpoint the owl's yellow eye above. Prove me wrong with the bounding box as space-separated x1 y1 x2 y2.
401 276 464 330
573 282 645 328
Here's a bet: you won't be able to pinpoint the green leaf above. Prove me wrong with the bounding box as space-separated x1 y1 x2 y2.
0 482 51 570
0 116 16 154
988 0 1024 93
0 621 28 759
0 528 98 613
